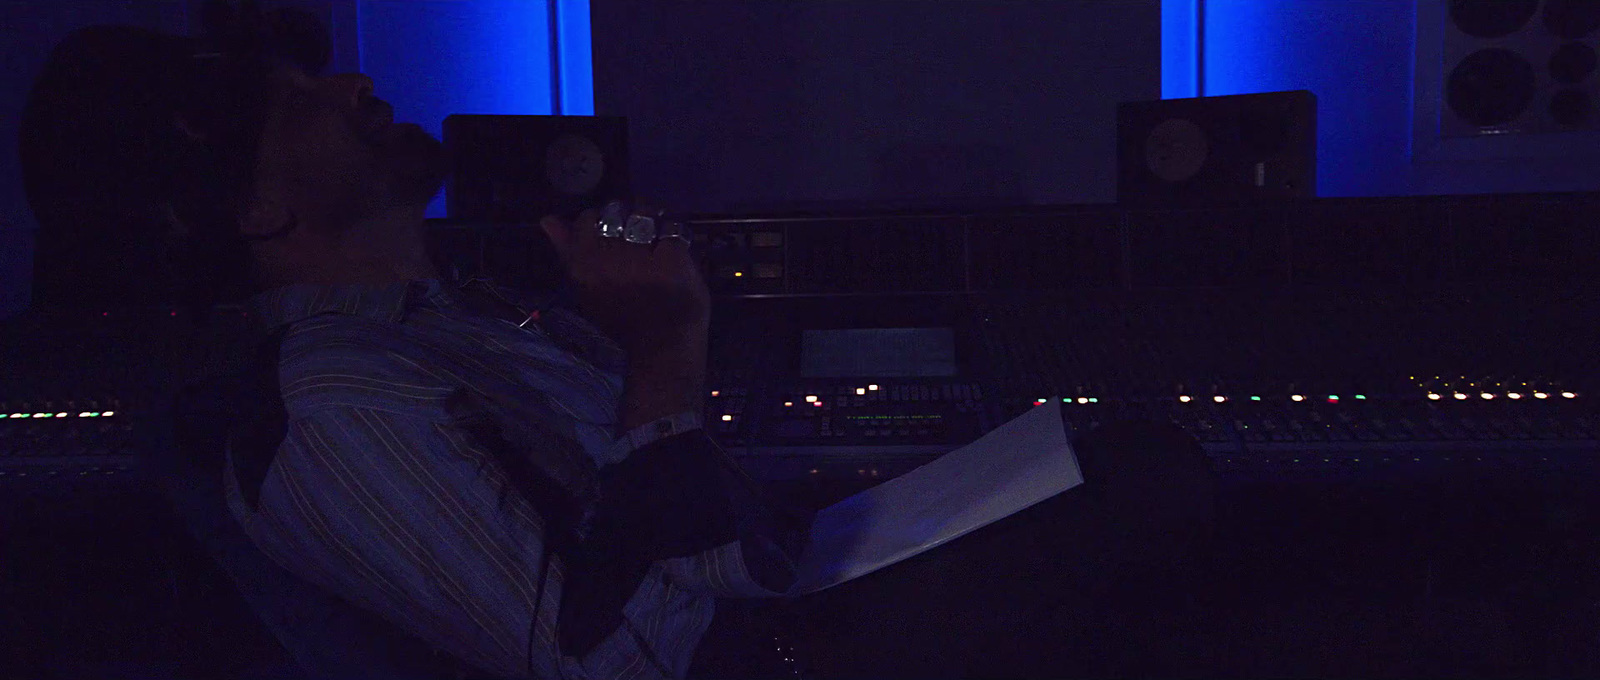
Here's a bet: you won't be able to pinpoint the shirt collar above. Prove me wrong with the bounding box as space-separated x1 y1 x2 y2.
249 277 564 330
250 279 450 329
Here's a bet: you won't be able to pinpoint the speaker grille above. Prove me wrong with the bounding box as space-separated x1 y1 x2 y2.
1442 0 1600 136
1449 0 1537 39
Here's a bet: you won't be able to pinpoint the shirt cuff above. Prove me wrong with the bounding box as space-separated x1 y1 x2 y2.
611 411 704 460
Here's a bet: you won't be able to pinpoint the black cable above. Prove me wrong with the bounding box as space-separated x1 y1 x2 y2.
524 432 740 680
525 492 671 680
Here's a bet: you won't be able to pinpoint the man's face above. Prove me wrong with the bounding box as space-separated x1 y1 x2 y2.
252 66 446 232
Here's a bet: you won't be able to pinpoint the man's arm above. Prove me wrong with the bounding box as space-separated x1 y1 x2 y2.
592 419 813 599
618 329 706 432
536 208 812 595
598 329 813 600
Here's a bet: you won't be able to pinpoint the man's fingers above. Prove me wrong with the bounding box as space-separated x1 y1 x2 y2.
539 215 571 262
559 203 693 279
566 208 605 259
574 207 601 228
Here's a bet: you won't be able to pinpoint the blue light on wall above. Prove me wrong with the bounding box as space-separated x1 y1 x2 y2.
554 0 594 115
1161 0 1417 197
357 0 594 215
1161 0 1199 99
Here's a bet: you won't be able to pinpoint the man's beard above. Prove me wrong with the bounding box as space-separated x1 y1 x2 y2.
376 124 449 207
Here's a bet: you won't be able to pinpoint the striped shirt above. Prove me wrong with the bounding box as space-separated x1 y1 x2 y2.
223 279 805 679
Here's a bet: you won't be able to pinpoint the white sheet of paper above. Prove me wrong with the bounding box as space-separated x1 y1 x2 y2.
787 399 1081 596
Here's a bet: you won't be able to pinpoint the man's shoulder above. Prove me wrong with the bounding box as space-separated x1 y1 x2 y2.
277 313 406 354
274 315 458 418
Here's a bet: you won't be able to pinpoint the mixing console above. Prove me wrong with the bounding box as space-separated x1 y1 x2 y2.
710 379 994 480
705 285 1600 480
10 190 1600 487
0 401 134 480
5 286 1596 483
0 306 252 484
421 195 1600 481
714 378 1596 481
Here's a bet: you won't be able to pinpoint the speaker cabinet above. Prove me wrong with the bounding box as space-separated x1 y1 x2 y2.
1117 90 1317 206
443 115 629 222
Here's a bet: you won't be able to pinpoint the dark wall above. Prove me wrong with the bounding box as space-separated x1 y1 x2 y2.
592 0 1161 214
1 1 190 320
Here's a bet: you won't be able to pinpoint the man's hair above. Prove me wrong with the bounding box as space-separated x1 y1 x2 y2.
20 4 330 315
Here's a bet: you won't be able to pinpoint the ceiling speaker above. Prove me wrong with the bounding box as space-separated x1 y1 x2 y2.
1442 0 1600 136
1117 91 1317 206
443 115 629 222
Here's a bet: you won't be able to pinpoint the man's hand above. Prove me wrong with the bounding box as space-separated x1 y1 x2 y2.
541 206 711 430
540 207 710 352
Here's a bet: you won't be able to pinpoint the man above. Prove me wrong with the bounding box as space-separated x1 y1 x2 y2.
20 14 1216 680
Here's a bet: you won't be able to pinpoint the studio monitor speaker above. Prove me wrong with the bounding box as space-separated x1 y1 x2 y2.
1117 90 1317 206
443 115 630 222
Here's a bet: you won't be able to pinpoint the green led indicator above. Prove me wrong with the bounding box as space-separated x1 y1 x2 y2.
1088 398 1099 403
1355 395 1367 400
1063 398 1071 403
1250 396 1261 401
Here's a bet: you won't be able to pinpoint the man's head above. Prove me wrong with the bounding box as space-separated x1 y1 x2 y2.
247 67 447 240
20 9 446 312
231 62 448 288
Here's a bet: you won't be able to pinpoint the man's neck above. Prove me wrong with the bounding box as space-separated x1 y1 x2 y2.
259 206 442 288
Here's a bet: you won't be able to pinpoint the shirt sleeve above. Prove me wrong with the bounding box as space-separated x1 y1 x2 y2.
595 413 815 599
229 406 647 680
609 411 705 457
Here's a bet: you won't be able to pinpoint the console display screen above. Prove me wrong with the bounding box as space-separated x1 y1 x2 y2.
800 328 957 378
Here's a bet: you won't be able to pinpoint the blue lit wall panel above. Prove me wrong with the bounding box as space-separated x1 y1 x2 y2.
358 0 556 216
554 0 594 115
1161 0 1199 99
1197 0 1416 197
